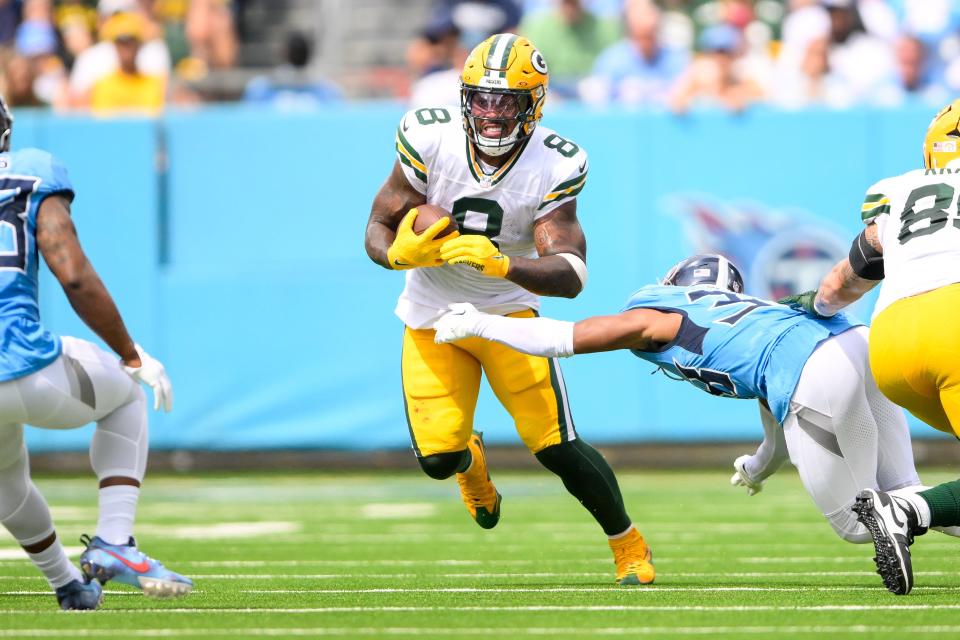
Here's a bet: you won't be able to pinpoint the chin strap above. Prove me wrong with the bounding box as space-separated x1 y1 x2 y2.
472 121 525 158
476 142 515 157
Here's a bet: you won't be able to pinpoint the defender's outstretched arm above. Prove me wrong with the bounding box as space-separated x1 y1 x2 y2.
434 304 681 356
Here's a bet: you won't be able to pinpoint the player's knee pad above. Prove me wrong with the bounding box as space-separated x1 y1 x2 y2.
0 446 32 521
0 425 24 471
90 386 148 482
418 450 468 480
827 505 872 544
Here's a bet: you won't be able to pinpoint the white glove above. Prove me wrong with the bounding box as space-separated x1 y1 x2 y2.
730 454 764 496
434 303 483 344
123 344 174 412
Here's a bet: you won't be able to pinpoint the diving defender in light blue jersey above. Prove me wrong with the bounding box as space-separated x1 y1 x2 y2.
434 253 929 556
0 96 190 610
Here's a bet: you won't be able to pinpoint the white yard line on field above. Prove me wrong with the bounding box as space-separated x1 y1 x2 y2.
6 604 960 613
2 626 960 637
2 570 958 582
360 504 437 519
223 586 960 594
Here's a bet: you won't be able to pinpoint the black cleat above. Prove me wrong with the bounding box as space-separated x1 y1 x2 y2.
853 489 919 595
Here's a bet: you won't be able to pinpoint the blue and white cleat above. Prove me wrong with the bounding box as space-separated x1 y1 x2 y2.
79 534 193 599
55 578 102 610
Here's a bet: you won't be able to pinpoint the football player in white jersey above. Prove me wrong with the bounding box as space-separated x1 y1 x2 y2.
364 34 654 585
785 98 960 595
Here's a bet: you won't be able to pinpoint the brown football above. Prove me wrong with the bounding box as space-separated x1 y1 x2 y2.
412 204 458 238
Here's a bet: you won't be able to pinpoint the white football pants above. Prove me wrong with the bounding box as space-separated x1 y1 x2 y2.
0 337 147 545
786 326 919 543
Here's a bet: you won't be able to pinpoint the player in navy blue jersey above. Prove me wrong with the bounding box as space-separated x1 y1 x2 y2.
435 253 933 553
0 96 190 609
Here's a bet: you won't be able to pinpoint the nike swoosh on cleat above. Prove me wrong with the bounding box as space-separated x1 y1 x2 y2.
393 259 411 267
102 549 151 573
578 161 587 173
886 497 906 529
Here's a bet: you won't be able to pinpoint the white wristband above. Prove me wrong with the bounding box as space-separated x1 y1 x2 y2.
556 253 588 288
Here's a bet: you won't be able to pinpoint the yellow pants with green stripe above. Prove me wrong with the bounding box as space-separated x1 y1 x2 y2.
401 309 575 456
870 283 960 437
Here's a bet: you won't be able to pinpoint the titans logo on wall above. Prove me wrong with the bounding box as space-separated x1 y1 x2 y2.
664 195 850 301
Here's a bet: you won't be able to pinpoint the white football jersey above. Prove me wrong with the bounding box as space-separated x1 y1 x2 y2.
394 105 589 329
863 167 960 317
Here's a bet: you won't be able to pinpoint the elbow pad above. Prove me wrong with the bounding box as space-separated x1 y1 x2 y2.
848 229 884 280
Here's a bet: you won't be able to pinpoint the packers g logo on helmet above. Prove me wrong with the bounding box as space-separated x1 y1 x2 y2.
923 99 960 170
460 34 548 157
531 50 548 75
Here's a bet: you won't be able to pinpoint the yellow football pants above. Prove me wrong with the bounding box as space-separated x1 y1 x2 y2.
401 310 576 456
869 283 960 437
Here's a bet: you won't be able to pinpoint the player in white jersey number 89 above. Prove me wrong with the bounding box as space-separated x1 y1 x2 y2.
365 34 654 586
785 98 960 595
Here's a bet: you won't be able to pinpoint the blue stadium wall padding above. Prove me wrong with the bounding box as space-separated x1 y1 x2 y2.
11 103 946 451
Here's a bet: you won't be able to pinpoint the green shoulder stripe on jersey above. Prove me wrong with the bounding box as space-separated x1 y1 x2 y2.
396 127 427 183
861 204 890 221
549 172 589 194
397 151 427 183
538 173 588 210
396 127 425 165
860 193 890 221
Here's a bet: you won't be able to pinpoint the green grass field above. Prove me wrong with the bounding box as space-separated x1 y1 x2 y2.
2 468 960 639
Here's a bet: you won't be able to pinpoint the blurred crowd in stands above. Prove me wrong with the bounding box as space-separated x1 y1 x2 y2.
1 0 958 115
407 0 960 112
0 0 240 114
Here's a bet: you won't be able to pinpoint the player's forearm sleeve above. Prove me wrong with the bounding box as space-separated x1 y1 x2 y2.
745 402 789 481
471 314 576 358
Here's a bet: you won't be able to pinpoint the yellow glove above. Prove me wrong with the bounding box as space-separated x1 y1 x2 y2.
386 208 458 270
440 234 511 278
